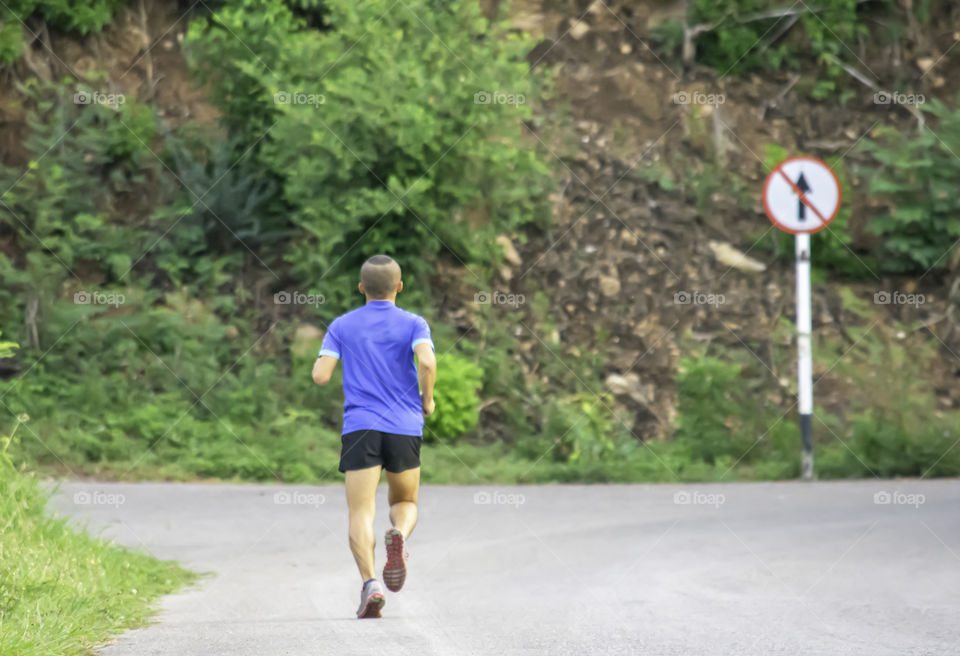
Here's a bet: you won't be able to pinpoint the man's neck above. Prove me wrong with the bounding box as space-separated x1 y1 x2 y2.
365 296 396 304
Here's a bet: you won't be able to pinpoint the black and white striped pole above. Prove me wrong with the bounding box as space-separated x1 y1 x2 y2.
763 156 842 481
795 232 814 479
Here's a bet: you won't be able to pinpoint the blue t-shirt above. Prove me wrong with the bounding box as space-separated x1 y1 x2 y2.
319 300 434 436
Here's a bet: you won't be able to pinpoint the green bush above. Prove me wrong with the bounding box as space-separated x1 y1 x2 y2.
858 97 960 272
813 298 960 478
671 350 802 477
424 354 483 441
185 0 553 308
674 355 758 464
0 81 160 284
0 0 122 64
684 0 864 75
0 332 16 359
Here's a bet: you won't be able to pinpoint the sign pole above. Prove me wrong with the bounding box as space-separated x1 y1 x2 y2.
795 232 814 480
764 155 840 481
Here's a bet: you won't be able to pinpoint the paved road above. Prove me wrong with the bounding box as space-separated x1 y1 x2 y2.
51 480 959 655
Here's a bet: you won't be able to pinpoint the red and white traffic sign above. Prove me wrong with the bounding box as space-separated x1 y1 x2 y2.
763 156 841 234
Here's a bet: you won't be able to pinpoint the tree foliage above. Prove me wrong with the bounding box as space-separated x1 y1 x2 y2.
858 98 960 272
0 0 122 64
185 0 553 306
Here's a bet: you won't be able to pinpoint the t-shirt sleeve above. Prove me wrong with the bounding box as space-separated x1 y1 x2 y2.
411 316 434 352
318 320 342 359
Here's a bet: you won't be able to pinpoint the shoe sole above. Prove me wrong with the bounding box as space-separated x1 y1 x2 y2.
383 529 406 592
358 592 385 619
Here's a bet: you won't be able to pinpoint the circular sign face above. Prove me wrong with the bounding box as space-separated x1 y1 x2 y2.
762 156 842 234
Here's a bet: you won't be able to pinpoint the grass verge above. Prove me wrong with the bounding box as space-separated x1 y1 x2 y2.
0 417 196 656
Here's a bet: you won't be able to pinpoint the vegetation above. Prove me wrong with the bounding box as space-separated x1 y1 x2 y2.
4 3 960 655
184 0 553 305
0 0 122 64
0 412 195 655
651 0 867 79
0 0 958 492
858 97 960 272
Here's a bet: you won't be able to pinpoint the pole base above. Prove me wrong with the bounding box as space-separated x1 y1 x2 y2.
800 413 813 480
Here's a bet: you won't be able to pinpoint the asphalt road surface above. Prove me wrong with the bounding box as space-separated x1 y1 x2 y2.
51 480 959 656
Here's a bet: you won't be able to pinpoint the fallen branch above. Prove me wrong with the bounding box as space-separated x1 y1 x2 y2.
682 0 875 65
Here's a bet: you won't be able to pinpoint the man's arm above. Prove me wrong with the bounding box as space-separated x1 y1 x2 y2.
312 356 338 385
414 342 436 416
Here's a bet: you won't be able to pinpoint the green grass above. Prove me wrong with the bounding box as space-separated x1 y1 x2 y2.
0 419 196 656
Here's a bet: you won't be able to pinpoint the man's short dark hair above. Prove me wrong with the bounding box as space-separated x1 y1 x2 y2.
360 255 401 299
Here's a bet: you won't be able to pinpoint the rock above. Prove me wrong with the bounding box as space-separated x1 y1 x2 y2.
599 275 621 296
708 240 766 273
605 372 650 404
569 20 590 39
496 235 522 266
916 57 936 73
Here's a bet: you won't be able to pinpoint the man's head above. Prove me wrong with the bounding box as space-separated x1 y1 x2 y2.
359 255 402 301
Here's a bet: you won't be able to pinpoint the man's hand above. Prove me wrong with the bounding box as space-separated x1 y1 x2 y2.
421 395 435 417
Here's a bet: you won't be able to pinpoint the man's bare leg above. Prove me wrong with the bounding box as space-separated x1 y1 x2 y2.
382 467 419 592
345 465 382 581
386 466 420 537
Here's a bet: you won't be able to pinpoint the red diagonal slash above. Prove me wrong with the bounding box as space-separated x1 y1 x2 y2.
775 165 827 224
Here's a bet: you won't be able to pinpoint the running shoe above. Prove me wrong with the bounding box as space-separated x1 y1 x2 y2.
356 579 385 619
382 528 408 592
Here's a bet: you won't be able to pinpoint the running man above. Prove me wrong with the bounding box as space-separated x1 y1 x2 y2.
311 255 436 619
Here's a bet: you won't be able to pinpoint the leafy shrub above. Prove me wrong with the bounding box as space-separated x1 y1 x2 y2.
661 0 864 78
0 332 16 359
185 0 553 308
672 348 803 475
674 355 759 464
541 394 620 463
858 97 960 272
0 0 122 64
425 354 483 441
0 81 160 283
813 295 960 478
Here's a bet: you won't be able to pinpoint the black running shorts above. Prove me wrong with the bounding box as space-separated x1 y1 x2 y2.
339 429 422 473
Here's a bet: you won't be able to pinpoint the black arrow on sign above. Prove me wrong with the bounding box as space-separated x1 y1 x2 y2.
795 171 811 221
